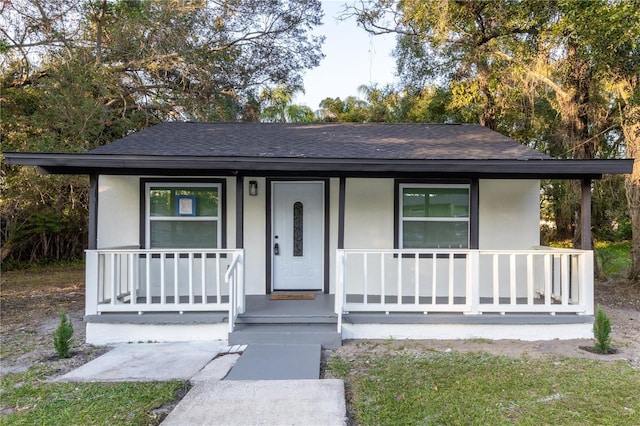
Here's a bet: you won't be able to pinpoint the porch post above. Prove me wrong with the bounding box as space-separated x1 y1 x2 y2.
88 174 98 250
236 176 244 249
581 179 592 250
338 177 345 249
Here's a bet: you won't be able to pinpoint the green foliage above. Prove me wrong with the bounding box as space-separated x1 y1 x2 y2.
327 351 640 424
53 310 74 359
593 306 613 354
0 366 188 425
595 241 631 277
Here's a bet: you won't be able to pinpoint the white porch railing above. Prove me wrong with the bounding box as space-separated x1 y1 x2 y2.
85 249 244 330
335 248 594 331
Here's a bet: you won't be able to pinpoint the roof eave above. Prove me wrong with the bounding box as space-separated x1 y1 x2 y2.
3 152 633 179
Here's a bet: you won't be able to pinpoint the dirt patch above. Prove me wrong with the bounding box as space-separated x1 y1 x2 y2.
324 281 640 370
2 267 640 379
0 266 108 378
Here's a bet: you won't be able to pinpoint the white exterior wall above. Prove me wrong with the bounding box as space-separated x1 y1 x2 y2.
97 175 236 249
244 177 267 294
344 178 394 249
478 179 540 249
97 175 140 249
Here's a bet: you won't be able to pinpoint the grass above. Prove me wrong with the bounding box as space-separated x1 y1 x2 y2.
548 240 631 278
327 351 640 425
0 366 188 425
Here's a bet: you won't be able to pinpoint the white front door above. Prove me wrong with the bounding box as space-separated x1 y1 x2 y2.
272 181 324 291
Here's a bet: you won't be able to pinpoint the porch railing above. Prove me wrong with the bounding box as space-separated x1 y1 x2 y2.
85 249 244 325
335 248 594 331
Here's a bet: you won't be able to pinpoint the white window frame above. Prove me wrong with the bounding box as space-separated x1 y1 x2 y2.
399 183 470 249
145 182 222 249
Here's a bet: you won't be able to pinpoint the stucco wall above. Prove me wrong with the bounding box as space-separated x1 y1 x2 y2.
97 175 140 249
478 179 540 250
97 175 236 249
243 177 267 294
344 178 395 249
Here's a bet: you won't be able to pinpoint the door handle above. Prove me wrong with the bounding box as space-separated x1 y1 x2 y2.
274 243 280 255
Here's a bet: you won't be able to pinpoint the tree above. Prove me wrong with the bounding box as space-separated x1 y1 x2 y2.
349 0 638 258
0 0 325 264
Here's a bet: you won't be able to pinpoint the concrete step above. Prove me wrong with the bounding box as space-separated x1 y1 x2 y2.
229 324 342 349
235 313 338 324
225 344 321 380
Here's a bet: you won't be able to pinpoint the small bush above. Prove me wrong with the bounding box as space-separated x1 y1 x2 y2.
53 310 74 358
593 306 612 354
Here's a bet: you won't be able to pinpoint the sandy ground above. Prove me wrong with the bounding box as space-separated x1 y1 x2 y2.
1 270 639 378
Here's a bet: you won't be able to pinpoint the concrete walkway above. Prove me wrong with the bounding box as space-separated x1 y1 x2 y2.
55 342 347 426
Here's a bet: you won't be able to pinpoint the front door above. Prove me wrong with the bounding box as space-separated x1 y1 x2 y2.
272 181 324 291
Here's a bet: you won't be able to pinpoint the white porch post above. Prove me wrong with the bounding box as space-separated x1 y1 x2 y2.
467 250 480 314
238 252 245 314
85 250 99 315
581 250 595 315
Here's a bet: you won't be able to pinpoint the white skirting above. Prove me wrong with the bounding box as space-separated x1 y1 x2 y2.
86 323 228 345
341 322 593 341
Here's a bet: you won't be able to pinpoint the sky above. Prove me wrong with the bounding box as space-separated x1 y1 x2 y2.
294 1 398 110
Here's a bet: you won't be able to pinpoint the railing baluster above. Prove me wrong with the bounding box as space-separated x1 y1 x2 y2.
414 253 419 305
110 253 116 305
526 254 533 306
188 252 194 304
544 254 552 306
174 252 179 304
448 253 454 305
493 254 499 305
201 252 206 305
397 252 402 305
145 253 151 305
129 253 136 305
380 252 385 306
215 253 221 304
561 254 569 305
160 253 165 305
510 254 516 305
363 252 368 304
431 253 437 305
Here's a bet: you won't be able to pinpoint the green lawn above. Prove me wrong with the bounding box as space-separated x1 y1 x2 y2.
0 366 188 425
327 351 640 425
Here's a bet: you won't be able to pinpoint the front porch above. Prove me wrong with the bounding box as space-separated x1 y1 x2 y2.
84 246 594 343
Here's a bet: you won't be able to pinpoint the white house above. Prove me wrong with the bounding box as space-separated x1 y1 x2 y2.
5 122 632 347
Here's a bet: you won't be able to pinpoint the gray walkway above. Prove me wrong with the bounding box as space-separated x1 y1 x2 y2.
225 343 321 380
55 342 346 425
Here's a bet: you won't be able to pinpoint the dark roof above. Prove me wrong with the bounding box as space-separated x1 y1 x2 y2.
4 122 633 179
90 122 549 160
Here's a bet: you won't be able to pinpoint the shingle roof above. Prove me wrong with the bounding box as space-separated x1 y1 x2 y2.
89 122 550 160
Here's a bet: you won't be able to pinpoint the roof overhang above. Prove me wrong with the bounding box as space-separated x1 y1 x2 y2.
3 152 633 179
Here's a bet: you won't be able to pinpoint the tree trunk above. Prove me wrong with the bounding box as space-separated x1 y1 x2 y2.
623 104 640 281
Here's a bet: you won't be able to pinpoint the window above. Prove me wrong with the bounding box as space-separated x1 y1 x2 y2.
145 183 221 249
400 184 470 249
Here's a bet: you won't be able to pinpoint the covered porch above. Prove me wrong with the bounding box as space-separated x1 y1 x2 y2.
85 246 594 339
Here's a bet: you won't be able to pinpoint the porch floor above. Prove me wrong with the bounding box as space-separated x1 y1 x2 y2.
237 294 337 324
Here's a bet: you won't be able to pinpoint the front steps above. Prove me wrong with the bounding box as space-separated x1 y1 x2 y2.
229 323 341 349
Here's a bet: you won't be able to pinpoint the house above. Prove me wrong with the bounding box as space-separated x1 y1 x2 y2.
5 122 632 347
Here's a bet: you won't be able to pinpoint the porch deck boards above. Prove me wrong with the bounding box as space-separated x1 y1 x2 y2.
236 294 337 324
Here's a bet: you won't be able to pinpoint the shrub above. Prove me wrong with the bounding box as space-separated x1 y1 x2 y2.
53 310 74 358
593 306 612 354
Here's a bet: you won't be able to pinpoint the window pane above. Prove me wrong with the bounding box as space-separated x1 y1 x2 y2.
150 221 218 248
403 188 469 218
150 187 218 217
403 221 468 249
